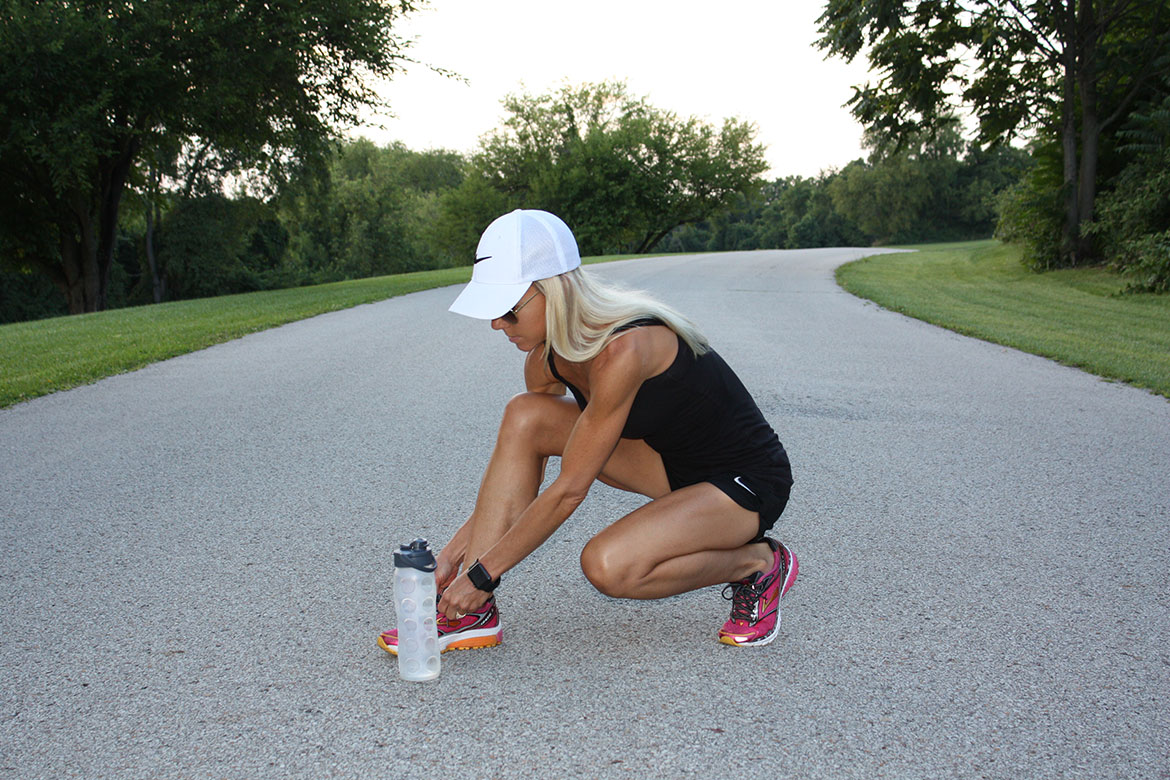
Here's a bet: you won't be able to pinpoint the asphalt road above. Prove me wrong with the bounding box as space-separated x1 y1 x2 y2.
2 248 1168 779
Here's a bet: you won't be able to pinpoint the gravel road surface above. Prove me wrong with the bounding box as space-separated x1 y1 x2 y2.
2 248 1168 779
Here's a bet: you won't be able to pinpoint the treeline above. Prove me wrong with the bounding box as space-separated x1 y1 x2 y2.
3 76 777 322
661 133 1030 253
1 140 464 323
0 93 1030 324
4 1 1167 325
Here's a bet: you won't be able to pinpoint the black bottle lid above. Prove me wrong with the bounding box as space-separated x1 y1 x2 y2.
394 538 437 572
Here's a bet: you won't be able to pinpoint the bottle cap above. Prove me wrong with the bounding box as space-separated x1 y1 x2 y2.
394 538 437 572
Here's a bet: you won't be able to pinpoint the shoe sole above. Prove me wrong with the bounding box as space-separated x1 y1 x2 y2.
718 544 798 647
378 628 503 656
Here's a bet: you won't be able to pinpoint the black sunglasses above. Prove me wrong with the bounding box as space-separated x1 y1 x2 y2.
500 291 539 324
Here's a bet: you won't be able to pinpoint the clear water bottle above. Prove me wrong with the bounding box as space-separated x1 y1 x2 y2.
393 538 440 681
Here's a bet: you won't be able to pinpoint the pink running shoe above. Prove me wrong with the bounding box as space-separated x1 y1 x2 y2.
377 597 502 655
718 539 798 647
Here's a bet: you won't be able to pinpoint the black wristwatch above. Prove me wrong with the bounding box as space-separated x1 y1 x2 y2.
466 560 500 593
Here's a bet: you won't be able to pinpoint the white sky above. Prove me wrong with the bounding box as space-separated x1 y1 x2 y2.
354 0 877 179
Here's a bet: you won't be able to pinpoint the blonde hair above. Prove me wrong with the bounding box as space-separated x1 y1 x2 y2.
534 267 709 363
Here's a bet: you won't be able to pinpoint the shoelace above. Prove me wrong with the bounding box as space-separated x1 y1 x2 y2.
436 599 493 631
722 577 761 622
437 611 472 630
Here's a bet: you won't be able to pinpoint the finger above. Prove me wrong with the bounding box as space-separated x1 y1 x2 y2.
436 565 458 590
439 593 464 621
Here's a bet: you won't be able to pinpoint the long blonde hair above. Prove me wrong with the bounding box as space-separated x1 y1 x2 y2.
534 267 708 363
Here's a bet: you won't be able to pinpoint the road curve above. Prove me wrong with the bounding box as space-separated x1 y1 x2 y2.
2 248 1167 779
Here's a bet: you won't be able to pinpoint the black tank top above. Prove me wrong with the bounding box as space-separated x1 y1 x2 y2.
545 319 790 489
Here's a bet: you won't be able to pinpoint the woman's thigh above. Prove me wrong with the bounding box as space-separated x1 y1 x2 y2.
588 483 759 563
508 392 670 499
579 483 762 597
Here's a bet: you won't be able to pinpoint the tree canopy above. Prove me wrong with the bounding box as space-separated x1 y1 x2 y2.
816 0 1170 268
456 81 769 257
0 0 422 313
279 140 467 282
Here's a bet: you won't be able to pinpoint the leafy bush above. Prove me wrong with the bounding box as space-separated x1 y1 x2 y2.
1085 102 1170 293
0 267 67 323
159 195 288 299
995 153 1064 271
1108 231 1170 293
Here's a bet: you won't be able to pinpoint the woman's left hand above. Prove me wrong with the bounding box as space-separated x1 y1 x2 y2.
438 573 490 620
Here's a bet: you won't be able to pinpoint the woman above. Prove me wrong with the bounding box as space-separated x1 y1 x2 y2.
378 209 796 652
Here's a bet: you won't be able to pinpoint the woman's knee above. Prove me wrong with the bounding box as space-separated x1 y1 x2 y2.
580 537 637 598
498 392 573 452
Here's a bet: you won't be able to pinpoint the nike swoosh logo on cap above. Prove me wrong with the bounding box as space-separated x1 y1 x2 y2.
474 255 492 264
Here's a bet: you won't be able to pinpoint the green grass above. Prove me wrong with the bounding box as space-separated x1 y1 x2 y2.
837 240 1170 398
0 251 670 408
6 243 1167 407
0 267 472 408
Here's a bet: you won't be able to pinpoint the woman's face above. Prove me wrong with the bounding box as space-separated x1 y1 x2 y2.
491 284 546 351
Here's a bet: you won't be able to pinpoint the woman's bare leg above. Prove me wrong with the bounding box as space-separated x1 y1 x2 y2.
455 392 671 571
580 484 775 599
453 392 771 600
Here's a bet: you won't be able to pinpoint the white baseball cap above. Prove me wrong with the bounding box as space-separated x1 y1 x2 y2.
448 209 582 319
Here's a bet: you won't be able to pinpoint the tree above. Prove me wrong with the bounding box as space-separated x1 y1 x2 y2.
827 128 1030 244
1084 90 1170 291
830 157 936 244
133 135 264 304
460 81 768 257
279 140 467 282
816 0 1170 266
761 174 870 249
157 195 287 299
0 0 421 314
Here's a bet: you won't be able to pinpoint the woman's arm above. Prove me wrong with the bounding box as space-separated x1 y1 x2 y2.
433 521 471 591
435 347 563 588
437 339 650 617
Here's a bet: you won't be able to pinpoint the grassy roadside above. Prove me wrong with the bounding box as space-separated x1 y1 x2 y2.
0 252 670 408
0 267 471 408
836 240 1170 398
6 243 1167 407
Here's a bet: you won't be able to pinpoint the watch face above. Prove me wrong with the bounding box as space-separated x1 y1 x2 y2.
470 561 496 591
469 562 487 588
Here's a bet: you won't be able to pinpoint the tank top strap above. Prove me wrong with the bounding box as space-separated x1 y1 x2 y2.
612 316 667 334
546 348 587 410
546 348 569 386
546 316 664 380
546 317 668 409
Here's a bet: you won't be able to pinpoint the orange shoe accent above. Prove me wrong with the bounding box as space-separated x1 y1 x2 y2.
377 629 502 655
445 631 502 652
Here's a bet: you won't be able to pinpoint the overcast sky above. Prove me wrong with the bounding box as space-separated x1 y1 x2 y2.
354 0 877 179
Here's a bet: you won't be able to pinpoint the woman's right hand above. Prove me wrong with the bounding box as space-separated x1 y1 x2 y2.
434 550 461 592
